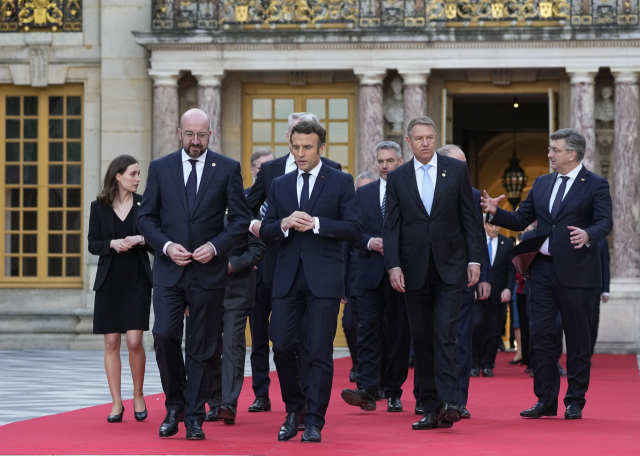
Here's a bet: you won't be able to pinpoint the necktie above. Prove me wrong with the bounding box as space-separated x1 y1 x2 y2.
300 173 311 212
260 201 268 220
421 164 434 215
185 159 198 214
548 176 570 255
488 238 493 266
381 192 386 219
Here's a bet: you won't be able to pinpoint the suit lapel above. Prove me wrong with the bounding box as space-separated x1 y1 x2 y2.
555 166 589 218
431 154 449 215
191 149 217 216
495 236 506 265
288 170 299 211
104 203 115 238
277 154 288 177
170 151 190 216
373 179 384 223
403 159 429 217
543 172 557 216
306 165 330 213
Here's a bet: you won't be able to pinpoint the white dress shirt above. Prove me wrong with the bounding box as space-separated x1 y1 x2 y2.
163 149 215 256
540 163 583 255
487 235 498 266
282 160 322 236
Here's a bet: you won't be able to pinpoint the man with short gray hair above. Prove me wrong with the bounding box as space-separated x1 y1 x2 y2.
482 128 613 420
249 149 275 180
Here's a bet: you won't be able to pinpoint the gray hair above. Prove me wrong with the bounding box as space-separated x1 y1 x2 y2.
437 144 464 157
550 128 585 161
406 116 436 138
356 171 376 182
250 148 274 167
288 112 320 130
375 141 402 159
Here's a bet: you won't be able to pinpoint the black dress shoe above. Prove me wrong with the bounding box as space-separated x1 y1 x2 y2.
498 341 506 352
349 368 357 383
412 411 440 430
509 357 523 365
387 397 403 412
341 388 377 411
248 396 271 412
440 402 461 423
482 367 495 377
558 361 567 377
134 401 148 422
415 400 425 415
524 366 532 373
185 420 205 440
204 406 219 421
374 390 383 401
107 405 124 423
470 367 480 377
278 409 305 441
520 402 557 418
219 404 237 424
301 424 322 443
565 405 582 419
159 409 185 437
460 404 471 419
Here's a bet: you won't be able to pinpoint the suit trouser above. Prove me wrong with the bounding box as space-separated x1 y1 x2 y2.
153 266 225 424
209 307 252 407
457 290 476 404
590 287 603 356
476 296 504 369
516 293 530 367
269 263 340 429
249 279 272 398
529 255 594 409
355 278 410 398
342 295 359 371
404 255 463 413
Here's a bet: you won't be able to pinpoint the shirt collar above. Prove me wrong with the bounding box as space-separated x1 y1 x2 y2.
559 163 583 180
297 160 323 178
182 148 207 163
414 153 438 171
487 234 497 241
286 153 296 168
380 177 387 190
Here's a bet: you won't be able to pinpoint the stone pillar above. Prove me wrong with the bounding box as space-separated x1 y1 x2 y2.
356 71 386 176
568 71 597 170
194 72 225 153
612 71 640 278
399 71 429 161
150 72 180 160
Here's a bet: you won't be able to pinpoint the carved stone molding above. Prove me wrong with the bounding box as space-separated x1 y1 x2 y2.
399 71 430 85
193 72 226 87
29 46 49 87
355 71 386 85
149 72 180 86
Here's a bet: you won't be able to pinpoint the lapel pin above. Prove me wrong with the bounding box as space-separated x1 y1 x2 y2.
501 241 504 244
581 178 585 181
212 163 216 167
137 202 140 206
442 173 446 177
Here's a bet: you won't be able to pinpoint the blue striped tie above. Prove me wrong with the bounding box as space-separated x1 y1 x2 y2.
381 192 386 219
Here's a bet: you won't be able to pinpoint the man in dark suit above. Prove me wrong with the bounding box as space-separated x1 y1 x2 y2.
245 113 341 412
472 215 516 377
341 141 411 413
482 128 613 419
205 219 265 424
590 238 610 357
260 121 362 443
138 109 250 440
383 116 484 430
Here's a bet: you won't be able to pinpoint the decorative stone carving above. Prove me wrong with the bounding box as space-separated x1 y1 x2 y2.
150 72 180 160
194 73 226 153
595 85 614 179
383 76 404 133
29 46 49 87
595 85 615 126
356 71 385 175
568 70 596 171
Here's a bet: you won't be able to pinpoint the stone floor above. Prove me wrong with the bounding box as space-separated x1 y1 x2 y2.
0 348 351 426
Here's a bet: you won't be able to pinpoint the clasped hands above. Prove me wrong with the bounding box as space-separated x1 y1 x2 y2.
110 236 144 253
167 242 214 267
390 264 480 294
281 211 315 233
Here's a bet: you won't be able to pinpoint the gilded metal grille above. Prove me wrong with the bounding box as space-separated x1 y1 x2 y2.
0 0 82 32
150 0 638 29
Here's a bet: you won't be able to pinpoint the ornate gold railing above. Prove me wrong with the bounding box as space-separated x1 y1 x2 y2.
0 0 82 32
150 0 638 30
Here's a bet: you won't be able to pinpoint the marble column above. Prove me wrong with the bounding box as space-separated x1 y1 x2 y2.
150 72 180 160
356 71 386 176
195 72 225 153
399 71 429 161
568 71 597 170
612 71 640 278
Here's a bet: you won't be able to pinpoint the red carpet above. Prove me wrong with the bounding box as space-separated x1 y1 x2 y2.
1 353 639 455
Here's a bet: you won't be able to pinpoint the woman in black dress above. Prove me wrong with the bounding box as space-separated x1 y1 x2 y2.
88 155 153 423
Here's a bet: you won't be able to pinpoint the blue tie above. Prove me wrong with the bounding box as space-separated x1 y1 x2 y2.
300 173 310 212
381 192 386 219
421 164 434 215
488 238 493 265
185 159 198 214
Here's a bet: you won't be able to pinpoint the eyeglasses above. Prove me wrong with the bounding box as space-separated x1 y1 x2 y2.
182 131 209 141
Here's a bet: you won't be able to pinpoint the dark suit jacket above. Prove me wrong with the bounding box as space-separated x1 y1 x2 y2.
88 193 153 291
469 187 493 294
245 185 264 284
521 228 536 295
353 179 386 290
260 164 362 299
490 165 613 289
138 149 251 289
343 242 359 298
486 234 516 303
383 155 484 290
246 154 341 283
599 238 610 293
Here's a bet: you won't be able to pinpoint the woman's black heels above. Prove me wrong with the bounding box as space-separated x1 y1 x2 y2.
508 357 523 365
134 400 148 422
107 405 124 423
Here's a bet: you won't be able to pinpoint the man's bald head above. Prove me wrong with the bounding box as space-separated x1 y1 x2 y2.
179 109 211 158
438 144 466 163
180 108 210 131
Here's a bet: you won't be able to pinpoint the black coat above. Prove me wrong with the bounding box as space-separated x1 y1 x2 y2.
88 193 153 291
486 234 516 303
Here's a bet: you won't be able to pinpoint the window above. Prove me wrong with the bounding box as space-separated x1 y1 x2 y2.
0 86 83 287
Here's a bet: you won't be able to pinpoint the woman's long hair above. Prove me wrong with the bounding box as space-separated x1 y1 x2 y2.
96 155 139 207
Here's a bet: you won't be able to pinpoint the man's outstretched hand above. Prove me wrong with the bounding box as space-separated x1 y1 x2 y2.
481 190 506 216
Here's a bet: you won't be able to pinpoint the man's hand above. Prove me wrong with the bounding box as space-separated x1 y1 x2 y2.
167 243 192 266
110 239 131 253
124 235 144 246
568 226 591 249
369 237 384 255
602 294 610 303
281 211 314 232
467 264 480 287
296 216 316 233
228 262 234 275
500 288 512 303
477 282 491 300
389 268 405 293
251 221 262 238
480 190 506 216
341 298 348 304
193 243 215 264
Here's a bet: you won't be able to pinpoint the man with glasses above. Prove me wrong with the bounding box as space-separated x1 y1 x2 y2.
481 128 612 420
383 116 484 430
